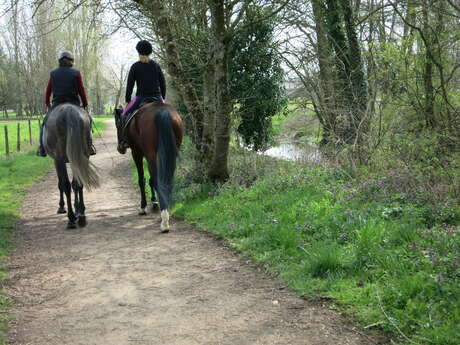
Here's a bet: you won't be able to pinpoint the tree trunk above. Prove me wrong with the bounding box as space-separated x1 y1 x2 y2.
311 0 337 146
208 0 231 181
201 46 216 169
11 0 23 117
324 0 353 143
321 0 369 159
341 0 369 148
422 5 435 128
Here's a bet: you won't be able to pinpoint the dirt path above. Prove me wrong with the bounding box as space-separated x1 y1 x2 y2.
6 121 382 345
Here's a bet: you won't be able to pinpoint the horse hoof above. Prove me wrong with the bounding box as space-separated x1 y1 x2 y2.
161 229 170 234
57 207 66 214
138 208 147 216
78 216 87 228
67 221 77 229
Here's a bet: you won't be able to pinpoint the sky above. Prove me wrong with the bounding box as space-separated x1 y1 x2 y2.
106 29 139 67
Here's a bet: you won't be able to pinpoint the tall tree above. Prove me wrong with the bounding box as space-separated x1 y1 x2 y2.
1 0 111 116
132 0 252 181
207 0 232 181
230 6 286 151
132 0 213 169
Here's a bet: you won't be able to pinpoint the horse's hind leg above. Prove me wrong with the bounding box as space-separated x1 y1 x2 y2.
147 159 169 233
57 188 66 214
72 177 87 227
72 178 80 216
132 151 147 215
148 174 159 212
55 161 77 229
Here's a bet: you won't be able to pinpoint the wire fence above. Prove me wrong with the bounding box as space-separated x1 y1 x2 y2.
1 119 42 156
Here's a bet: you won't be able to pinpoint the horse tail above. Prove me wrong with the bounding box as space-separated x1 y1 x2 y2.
155 108 178 210
65 106 100 190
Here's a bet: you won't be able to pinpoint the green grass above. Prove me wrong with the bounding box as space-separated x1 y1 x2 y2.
92 118 109 138
172 157 460 345
271 101 299 136
271 101 320 142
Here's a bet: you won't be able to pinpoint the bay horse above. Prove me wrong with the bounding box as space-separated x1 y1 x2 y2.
44 103 100 228
114 102 183 233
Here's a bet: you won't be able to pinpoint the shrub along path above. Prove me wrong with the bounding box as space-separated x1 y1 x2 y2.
6 121 382 345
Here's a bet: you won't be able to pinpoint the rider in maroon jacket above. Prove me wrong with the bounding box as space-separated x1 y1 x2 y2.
37 51 95 156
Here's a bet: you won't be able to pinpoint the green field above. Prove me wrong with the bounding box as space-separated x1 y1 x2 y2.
169 147 460 345
271 101 320 142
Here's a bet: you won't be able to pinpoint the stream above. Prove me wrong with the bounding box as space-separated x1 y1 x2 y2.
263 141 320 162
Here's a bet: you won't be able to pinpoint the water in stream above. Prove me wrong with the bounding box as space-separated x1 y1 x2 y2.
263 141 320 162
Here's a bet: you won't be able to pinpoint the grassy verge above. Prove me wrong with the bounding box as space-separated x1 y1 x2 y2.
171 148 460 345
0 118 107 343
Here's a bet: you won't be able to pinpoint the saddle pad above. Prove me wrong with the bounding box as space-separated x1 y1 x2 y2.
123 100 160 130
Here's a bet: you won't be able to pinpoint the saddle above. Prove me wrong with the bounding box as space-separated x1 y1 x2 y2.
118 98 163 152
123 97 162 130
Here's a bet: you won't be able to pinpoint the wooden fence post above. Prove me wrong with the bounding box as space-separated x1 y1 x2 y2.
17 122 21 152
4 126 9 156
28 119 32 145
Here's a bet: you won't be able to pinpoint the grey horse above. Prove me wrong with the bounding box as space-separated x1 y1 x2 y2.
44 103 100 228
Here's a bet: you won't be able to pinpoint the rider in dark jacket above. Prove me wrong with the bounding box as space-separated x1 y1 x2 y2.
118 40 166 152
37 50 95 156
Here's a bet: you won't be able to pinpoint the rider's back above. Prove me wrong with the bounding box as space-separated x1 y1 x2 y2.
50 66 80 105
127 60 165 100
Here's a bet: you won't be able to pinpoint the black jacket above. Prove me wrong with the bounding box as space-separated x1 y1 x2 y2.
125 60 166 103
48 66 86 106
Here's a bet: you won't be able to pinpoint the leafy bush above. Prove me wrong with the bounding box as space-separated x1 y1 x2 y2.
173 152 460 344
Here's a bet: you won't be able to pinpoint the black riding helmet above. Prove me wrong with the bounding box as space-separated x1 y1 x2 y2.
136 40 153 55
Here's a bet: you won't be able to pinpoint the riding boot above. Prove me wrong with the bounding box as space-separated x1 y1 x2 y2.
117 137 129 155
88 136 96 156
86 114 96 156
117 144 126 154
36 118 48 157
121 139 130 150
86 127 96 156
117 115 130 154
120 120 130 151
